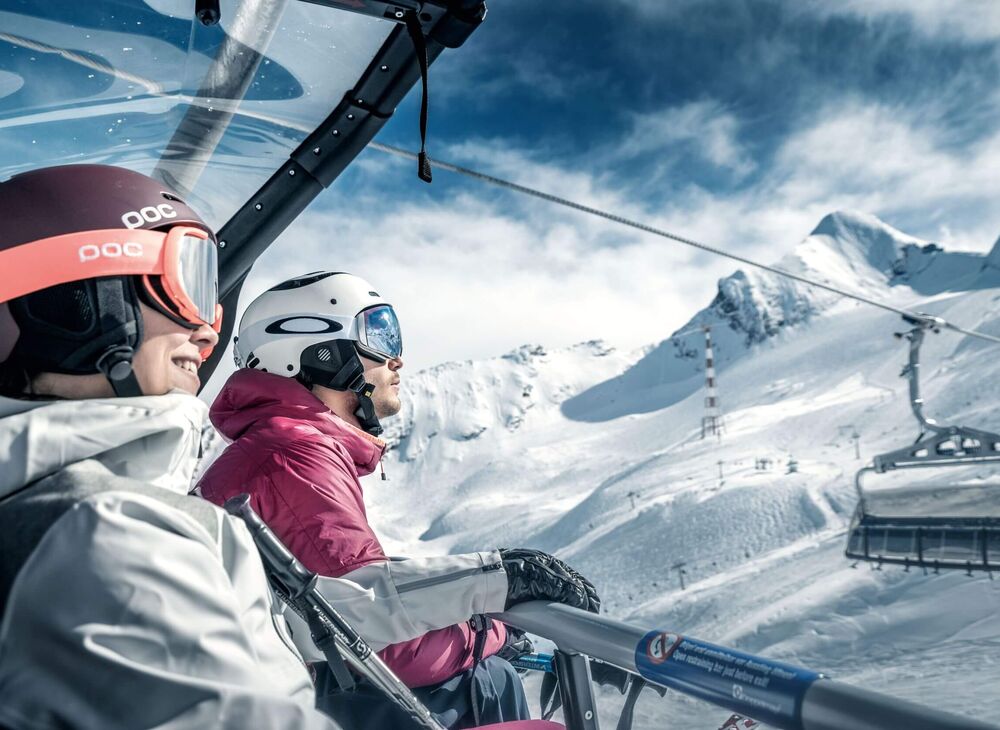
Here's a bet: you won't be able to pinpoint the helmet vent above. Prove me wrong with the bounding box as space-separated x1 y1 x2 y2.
269 272 339 291
368 291 379 297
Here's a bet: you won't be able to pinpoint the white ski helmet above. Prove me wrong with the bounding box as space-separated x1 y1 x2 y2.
234 271 402 435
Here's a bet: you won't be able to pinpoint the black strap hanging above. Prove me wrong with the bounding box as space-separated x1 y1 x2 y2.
614 677 648 730
403 12 433 183
467 614 492 726
273 583 356 693
540 670 561 720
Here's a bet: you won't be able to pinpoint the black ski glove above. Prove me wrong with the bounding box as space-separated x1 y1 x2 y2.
499 548 601 613
496 626 535 673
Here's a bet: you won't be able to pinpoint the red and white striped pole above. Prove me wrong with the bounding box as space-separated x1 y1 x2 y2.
701 325 724 440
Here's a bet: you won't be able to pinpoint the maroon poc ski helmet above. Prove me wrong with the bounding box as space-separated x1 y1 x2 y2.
0 164 222 398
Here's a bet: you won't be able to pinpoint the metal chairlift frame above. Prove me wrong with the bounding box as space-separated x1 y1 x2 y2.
846 315 1000 572
174 0 489 384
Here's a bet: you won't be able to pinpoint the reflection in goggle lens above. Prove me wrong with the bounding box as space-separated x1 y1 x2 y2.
177 234 219 323
364 305 402 359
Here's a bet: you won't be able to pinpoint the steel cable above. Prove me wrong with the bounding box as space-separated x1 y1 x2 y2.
370 142 1000 345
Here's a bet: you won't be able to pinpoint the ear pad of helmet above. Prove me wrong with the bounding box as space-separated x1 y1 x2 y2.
298 338 384 437
8 276 143 376
299 339 367 392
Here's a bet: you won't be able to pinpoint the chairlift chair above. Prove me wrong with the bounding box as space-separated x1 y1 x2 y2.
845 315 1000 572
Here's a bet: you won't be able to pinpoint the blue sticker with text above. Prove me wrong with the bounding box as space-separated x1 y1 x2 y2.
509 653 555 674
634 631 822 729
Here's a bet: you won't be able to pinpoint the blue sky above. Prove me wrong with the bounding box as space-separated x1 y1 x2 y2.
3 0 998 375
239 0 1000 372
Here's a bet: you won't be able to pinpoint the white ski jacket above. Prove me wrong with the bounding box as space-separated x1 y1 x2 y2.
0 393 342 730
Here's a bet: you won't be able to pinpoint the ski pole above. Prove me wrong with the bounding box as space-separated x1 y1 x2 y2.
224 493 445 730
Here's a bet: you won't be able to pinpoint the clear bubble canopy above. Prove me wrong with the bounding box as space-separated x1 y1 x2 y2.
0 0 393 228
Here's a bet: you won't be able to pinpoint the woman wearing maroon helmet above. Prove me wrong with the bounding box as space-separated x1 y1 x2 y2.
0 165 346 730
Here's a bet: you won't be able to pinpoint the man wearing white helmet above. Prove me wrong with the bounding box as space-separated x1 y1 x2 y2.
198 271 601 728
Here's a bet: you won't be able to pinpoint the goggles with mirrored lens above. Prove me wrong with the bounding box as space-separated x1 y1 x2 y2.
0 226 222 332
355 304 402 362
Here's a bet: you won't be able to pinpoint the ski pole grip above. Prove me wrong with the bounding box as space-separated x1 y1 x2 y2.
224 493 315 597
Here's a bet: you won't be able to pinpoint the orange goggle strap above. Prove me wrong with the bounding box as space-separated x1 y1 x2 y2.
0 228 171 303
0 226 220 326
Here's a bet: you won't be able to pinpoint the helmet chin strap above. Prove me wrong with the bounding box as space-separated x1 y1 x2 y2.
297 339 383 436
96 346 144 398
351 380 383 437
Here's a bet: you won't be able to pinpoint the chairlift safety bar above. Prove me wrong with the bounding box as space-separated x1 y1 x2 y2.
497 602 998 730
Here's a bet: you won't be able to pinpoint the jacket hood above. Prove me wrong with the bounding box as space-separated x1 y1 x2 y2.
211 369 385 475
0 391 207 500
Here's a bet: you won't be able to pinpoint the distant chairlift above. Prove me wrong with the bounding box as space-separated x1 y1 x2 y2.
845 315 1000 573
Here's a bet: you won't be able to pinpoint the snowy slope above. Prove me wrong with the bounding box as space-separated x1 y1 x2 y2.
363 211 1000 728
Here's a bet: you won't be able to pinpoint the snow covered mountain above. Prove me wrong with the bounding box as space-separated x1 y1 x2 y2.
364 210 1000 727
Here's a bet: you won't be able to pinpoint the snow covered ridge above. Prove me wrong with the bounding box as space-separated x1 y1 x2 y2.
381 340 633 460
366 210 1000 726
562 210 1000 422
703 210 998 349
385 209 1000 447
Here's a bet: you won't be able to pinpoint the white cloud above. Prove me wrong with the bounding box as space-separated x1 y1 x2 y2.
797 0 1000 42
236 167 724 375
768 100 1000 249
616 0 1000 41
221 90 1000 380
612 0 703 20
620 100 755 178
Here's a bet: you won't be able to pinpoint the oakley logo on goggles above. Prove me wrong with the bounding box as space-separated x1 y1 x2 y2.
355 304 402 362
0 226 222 336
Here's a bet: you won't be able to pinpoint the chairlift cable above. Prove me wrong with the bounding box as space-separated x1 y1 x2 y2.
370 142 1000 346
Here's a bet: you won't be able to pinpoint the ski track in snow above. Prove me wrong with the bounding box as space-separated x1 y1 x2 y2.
355 211 1000 728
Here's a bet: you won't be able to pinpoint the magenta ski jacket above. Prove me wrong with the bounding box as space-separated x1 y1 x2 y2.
198 369 508 688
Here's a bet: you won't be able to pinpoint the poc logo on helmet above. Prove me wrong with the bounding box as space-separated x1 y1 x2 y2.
79 242 144 263
121 203 177 229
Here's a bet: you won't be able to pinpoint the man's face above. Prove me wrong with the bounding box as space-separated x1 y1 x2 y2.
361 354 403 419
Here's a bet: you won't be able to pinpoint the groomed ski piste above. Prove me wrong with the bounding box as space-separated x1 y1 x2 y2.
360 210 1000 728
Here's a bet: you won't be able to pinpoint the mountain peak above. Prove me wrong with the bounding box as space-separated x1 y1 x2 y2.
810 209 905 240
800 210 924 278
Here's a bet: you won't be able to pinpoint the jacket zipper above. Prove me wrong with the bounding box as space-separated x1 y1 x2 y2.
395 563 503 594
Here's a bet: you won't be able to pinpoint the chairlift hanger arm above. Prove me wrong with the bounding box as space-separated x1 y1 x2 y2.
216 2 484 296
869 316 1000 473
